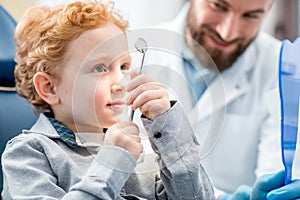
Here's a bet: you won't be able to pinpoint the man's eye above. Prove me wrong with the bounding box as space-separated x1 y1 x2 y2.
120 64 129 71
214 3 226 11
244 13 260 19
93 65 106 73
209 1 227 12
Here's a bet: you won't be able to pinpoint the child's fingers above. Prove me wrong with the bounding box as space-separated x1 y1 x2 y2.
131 89 166 110
120 125 141 142
126 74 156 92
127 82 165 106
105 122 141 146
105 121 143 161
109 121 136 129
139 99 170 120
109 121 139 135
129 143 144 161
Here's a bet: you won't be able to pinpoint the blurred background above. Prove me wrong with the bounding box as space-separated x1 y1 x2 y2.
0 0 299 41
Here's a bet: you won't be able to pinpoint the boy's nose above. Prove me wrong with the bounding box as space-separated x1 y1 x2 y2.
111 83 125 93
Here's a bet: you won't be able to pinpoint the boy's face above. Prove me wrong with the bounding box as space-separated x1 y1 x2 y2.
54 23 131 132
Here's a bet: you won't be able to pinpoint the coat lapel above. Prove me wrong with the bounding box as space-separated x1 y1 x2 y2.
191 41 256 122
192 71 250 121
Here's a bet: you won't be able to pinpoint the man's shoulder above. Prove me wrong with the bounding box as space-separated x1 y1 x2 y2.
255 32 281 51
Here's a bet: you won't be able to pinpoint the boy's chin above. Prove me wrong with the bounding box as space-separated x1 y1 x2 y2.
99 118 121 129
112 109 130 123
97 109 130 128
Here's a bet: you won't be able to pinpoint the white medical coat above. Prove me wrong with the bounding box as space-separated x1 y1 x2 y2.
128 3 283 193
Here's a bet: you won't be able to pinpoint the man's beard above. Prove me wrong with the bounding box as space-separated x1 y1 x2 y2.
187 24 253 72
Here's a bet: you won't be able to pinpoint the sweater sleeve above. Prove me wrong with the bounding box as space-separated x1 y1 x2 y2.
67 145 136 199
142 102 215 200
2 135 136 199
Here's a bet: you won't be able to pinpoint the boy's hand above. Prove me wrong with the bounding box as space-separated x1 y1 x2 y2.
127 72 170 120
104 122 143 161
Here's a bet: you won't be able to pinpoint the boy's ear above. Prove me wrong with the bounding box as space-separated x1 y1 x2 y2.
33 72 60 105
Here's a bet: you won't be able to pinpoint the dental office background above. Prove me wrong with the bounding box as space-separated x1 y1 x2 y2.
1 0 299 41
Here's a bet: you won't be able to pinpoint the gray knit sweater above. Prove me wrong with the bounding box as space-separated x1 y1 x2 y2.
2 103 214 199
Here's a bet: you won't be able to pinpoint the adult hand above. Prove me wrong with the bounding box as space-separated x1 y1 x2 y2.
127 72 170 120
251 170 300 200
104 121 143 161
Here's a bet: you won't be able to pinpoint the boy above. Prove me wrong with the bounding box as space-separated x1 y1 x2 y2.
1 1 214 199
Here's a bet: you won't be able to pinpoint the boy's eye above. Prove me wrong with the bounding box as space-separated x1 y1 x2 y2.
93 64 106 73
120 64 129 71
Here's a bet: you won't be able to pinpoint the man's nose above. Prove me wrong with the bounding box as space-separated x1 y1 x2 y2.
216 13 240 42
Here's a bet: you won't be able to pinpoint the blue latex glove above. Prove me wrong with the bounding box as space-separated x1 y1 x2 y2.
219 185 251 200
251 170 300 200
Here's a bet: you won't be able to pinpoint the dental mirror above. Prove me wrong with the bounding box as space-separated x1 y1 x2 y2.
129 37 148 121
134 37 148 74
135 37 148 54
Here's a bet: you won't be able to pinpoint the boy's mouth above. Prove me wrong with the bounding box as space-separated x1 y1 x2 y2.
107 100 126 108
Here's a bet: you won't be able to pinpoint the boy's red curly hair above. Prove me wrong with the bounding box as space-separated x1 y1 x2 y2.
14 1 128 113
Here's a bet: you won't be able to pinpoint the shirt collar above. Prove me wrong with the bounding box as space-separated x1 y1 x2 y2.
182 41 214 78
48 117 77 147
48 117 105 148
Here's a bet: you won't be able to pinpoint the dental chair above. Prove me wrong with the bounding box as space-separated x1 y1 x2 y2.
0 5 38 192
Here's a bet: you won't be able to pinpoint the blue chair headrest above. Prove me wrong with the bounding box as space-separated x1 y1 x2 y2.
0 5 17 88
